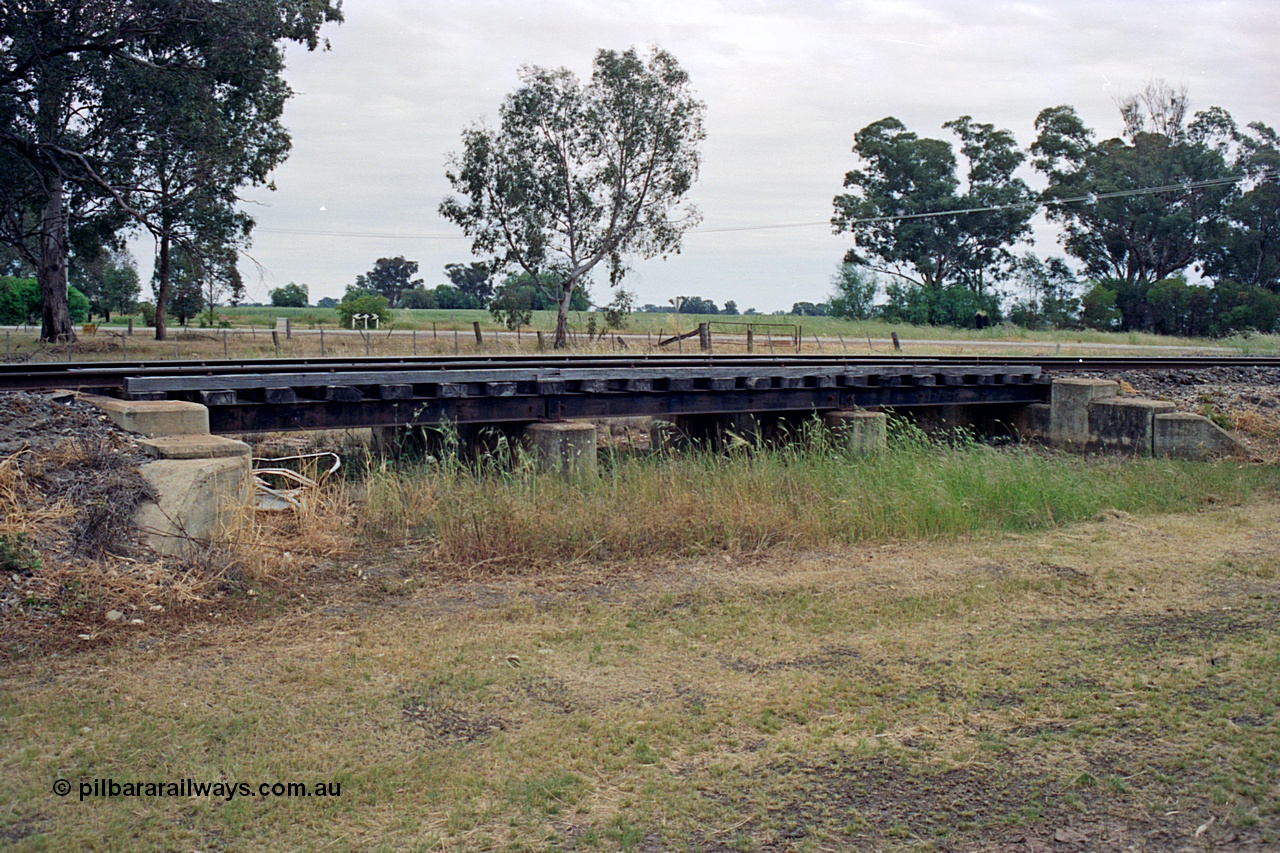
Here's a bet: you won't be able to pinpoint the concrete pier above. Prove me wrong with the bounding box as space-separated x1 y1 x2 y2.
78 396 253 556
523 421 598 478
822 410 887 455
1034 379 1244 458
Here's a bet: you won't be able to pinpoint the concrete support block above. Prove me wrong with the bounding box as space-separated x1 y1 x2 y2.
1050 379 1117 449
78 393 209 436
524 421 598 478
1087 397 1176 455
822 410 886 455
134 454 251 556
1013 403 1051 441
137 435 251 460
1154 413 1245 459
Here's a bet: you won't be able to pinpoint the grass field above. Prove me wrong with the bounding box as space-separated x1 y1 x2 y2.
2 432 1278 850
6 310 1274 364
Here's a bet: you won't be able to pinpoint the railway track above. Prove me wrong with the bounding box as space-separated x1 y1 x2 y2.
4 354 1274 433
2 353 1278 394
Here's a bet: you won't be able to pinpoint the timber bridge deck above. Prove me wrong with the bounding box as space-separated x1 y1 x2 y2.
3 354 1274 434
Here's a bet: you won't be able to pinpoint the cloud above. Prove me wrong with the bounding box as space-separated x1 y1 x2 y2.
135 0 1280 311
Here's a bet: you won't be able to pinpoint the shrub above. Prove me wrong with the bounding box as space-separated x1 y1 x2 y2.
336 293 392 328
0 276 40 324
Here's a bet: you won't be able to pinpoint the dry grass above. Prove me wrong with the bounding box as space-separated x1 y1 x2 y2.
1 318 1253 365
0 497 1277 850
351 428 1280 571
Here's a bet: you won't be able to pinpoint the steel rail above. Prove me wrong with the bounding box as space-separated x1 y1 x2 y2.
2 353 1279 393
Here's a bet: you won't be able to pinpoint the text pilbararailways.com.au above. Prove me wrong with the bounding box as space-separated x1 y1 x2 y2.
53 778 342 802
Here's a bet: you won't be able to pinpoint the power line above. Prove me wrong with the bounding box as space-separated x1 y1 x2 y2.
254 169 1272 241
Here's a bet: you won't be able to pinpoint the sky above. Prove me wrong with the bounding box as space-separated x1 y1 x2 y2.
132 0 1280 312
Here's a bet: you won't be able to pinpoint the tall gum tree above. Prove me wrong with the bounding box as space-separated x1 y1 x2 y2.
832 116 1035 296
0 0 341 342
1030 85 1236 288
441 46 705 348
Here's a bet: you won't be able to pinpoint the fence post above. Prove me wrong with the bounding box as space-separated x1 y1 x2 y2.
698 323 710 352
320 328 325 357
746 328 754 353
413 329 417 355
223 329 229 359
473 321 483 346
127 317 133 336
272 329 281 357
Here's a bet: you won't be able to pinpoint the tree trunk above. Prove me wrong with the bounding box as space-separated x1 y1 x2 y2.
38 177 74 343
553 282 572 349
154 228 170 341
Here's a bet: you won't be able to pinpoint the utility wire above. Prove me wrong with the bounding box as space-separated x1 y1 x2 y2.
254 169 1274 241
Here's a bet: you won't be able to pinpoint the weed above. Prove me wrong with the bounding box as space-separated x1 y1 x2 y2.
0 532 39 574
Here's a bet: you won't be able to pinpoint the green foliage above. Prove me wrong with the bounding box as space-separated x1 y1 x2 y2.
673 295 718 314
833 115 1035 292
270 282 309 307
488 283 534 331
316 296 339 309
721 300 739 315
336 293 392 329
71 248 140 322
491 273 589 315
827 263 878 321
600 288 635 331
0 533 39 574
0 277 87 324
157 250 207 326
444 262 495 306
137 301 158 327
67 286 89 324
441 46 706 347
1007 254 1078 330
400 284 483 310
357 257 422 308
1031 87 1235 286
790 301 828 317
0 276 40 325
1079 282 1120 330
880 280 1002 327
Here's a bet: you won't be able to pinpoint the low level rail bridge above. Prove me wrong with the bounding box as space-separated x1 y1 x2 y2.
3 354 1274 435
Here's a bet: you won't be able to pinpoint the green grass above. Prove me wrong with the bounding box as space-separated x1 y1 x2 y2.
79 305 1251 352
3 493 1278 850
356 422 1280 567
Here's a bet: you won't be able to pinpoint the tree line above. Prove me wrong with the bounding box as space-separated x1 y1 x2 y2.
0 1 341 341
5 10 1274 345
832 80 1280 333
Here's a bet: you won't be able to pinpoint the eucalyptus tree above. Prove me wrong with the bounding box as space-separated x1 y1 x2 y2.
441 46 706 348
0 0 341 341
1030 85 1236 287
1202 120 1280 290
832 116 1036 297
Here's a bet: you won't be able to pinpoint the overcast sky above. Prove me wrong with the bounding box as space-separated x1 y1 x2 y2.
135 0 1280 312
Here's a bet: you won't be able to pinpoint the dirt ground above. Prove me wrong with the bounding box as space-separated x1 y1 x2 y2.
1 380 1279 850
2 500 1278 850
